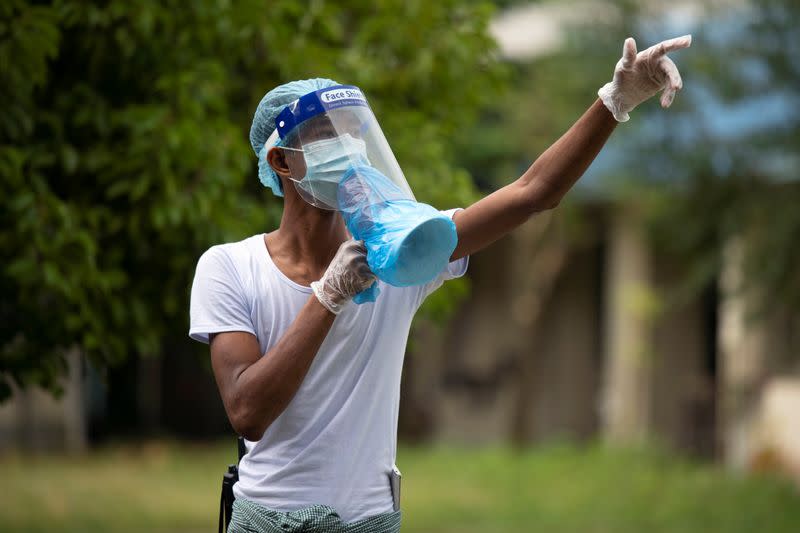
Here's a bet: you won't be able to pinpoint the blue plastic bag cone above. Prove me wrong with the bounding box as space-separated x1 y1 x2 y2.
337 165 458 303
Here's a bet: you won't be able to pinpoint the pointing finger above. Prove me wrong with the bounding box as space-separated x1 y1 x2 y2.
621 37 638 68
652 34 692 58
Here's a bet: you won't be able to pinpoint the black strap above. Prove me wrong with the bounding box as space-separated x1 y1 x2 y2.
238 436 246 462
219 464 237 532
219 438 245 533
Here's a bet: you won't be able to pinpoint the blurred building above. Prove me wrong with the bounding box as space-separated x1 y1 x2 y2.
402 205 799 477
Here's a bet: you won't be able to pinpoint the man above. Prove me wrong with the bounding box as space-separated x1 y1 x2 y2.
190 35 691 532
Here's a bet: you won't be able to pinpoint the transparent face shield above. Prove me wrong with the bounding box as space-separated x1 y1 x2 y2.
270 86 415 210
264 85 458 295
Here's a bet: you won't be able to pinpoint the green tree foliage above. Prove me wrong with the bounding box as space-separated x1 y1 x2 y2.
0 0 506 399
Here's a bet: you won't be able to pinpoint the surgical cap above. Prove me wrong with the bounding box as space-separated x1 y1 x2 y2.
250 78 340 197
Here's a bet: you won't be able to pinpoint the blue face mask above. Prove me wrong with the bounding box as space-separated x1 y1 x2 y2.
292 134 370 209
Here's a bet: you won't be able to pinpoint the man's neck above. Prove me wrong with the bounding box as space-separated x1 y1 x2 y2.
265 198 349 282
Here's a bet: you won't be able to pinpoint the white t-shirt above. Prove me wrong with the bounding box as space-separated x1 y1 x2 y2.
188 212 468 523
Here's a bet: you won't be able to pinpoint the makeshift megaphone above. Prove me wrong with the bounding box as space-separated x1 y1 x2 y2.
337 165 457 303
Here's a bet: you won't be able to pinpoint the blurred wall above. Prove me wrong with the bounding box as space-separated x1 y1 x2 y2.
0 349 86 453
424 232 603 444
718 238 800 471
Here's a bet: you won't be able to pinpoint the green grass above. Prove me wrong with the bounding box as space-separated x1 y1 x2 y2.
1 441 798 532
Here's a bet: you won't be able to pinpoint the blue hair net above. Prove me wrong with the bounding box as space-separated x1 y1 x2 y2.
250 78 340 197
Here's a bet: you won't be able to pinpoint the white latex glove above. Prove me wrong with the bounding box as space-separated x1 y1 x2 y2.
311 239 376 315
598 35 692 122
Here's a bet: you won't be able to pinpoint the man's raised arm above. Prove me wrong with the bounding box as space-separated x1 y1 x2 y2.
451 35 692 261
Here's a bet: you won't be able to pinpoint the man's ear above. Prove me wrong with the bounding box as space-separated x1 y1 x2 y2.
267 146 291 177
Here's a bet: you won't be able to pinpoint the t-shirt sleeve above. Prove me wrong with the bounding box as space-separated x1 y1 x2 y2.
189 245 256 344
414 208 469 305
